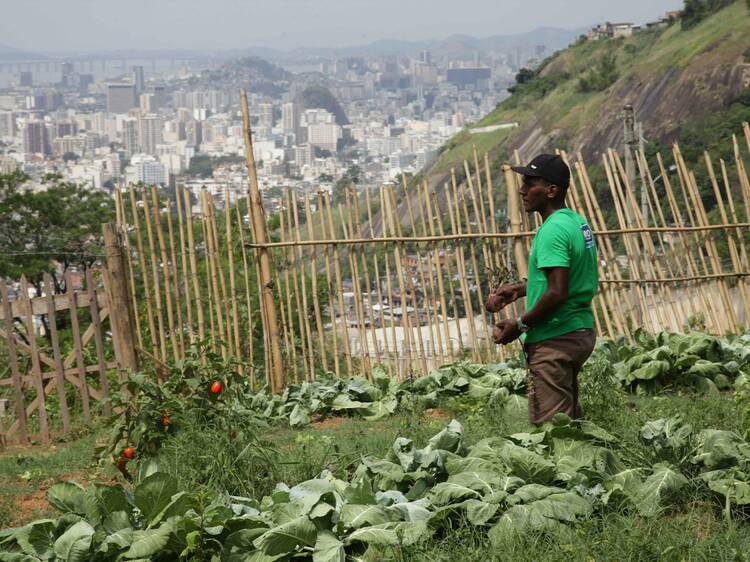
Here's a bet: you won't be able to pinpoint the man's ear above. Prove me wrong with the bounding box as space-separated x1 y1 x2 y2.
546 183 561 199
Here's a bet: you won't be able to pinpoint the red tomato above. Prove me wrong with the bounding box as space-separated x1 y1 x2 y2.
162 415 170 426
210 381 223 394
123 447 135 460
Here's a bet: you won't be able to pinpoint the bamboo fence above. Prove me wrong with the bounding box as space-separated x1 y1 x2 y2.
102 115 750 395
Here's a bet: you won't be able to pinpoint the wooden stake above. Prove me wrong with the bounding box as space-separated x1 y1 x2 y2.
141 187 167 362
1 282 29 443
20 277 50 443
240 88 284 392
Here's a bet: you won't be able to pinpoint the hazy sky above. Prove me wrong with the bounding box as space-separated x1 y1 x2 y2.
5 0 684 52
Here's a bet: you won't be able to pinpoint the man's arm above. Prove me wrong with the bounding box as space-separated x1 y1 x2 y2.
521 267 568 327
485 280 527 312
492 267 569 344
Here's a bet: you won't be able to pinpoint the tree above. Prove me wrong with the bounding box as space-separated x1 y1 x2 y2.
62 151 80 163
0 172 115 294
515 68 537 85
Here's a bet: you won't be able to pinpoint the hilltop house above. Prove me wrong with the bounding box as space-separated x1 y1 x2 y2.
587 22 641 40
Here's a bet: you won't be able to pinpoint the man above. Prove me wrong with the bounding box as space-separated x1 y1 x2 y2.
485 154 598 425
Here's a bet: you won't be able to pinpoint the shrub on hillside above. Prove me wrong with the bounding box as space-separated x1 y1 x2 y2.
681 0 735 29
576 53 619 93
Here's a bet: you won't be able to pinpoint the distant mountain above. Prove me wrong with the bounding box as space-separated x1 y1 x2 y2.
0 43 44 61
234 27 583 62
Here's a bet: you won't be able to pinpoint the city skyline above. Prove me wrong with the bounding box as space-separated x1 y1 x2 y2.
4 0 684 53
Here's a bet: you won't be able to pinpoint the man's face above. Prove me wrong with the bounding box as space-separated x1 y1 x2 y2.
518 175 552 213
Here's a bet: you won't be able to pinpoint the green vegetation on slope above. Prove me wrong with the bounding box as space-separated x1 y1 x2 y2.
428 0 750 183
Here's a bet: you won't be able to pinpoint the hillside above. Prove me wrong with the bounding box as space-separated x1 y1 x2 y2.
424 1 750 189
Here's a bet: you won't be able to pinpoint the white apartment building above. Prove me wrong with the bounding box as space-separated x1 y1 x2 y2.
126 154 167 185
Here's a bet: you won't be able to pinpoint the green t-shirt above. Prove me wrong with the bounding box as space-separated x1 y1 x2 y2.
524 208 599 344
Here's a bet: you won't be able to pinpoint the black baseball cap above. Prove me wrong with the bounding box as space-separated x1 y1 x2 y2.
511 154 570 189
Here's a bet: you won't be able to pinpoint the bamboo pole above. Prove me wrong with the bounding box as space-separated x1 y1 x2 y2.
448 170 479 360
364 188 393 366
398 176 438 367
176 186 195 344
462 160 495 360
141 187 167 363
279 191 304 382
205 193 228 357
350 189 383 366
338 200 371 376
386 186 428 373
303 195 328 373
656 153 718 331
234 200 256 384
166 200 185 357
201 192 217 351
432 183 465 356
290 190 317 378
116 189 143 349
210 196 234 358
184 187 205 343
85 269 110 417
151 186 178 362
316 192 340 377
323 191 355 375
128 185 159 359
224 188 242 364
240 88 284 392
421 180 455 362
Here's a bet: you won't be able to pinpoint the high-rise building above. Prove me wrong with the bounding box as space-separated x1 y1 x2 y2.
23 120 50 156
60 62 75 87
131 66 145 95
19 71 33 87
138 114 163 155
107 82 137 114
419 50 432 65
126 154 166 185
0 111 16 138
140 93 155 113
0 156 19 174
259 103 274 128
281 102 301 141
307 123 341 152
123 118 140 157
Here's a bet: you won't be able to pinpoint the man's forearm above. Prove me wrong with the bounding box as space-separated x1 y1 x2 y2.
513 281 527 299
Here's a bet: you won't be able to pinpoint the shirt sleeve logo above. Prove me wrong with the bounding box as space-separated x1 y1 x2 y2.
581 224 594 249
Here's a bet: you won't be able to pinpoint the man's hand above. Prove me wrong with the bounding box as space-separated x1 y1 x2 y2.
485 283 521 313
492 319 522 345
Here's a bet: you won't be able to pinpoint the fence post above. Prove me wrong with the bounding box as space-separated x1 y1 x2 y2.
103 222 139 377
503 165 528 278
239 88 285 393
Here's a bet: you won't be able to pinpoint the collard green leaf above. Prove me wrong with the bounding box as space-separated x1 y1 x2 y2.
122 522 174 559
53 520 94 562
14 520 56 559
289 479 335 515
500 443 556 484
253 516 317 555
340 504 393 529
312 530 345 562
133 472 178 525
47 482 87 515
633 463 688 516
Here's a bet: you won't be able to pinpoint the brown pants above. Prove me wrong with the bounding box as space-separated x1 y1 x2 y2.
524 329 596 426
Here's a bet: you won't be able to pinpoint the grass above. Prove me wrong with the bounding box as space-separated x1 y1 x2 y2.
1 363 749 559
0 433 98 528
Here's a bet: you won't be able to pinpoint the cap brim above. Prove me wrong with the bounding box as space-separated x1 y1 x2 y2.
510 165 540 177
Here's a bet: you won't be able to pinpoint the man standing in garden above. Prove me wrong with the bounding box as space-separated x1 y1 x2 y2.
485 154 598 425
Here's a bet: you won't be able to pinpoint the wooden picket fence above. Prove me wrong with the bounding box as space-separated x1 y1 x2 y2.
0 270 115 445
